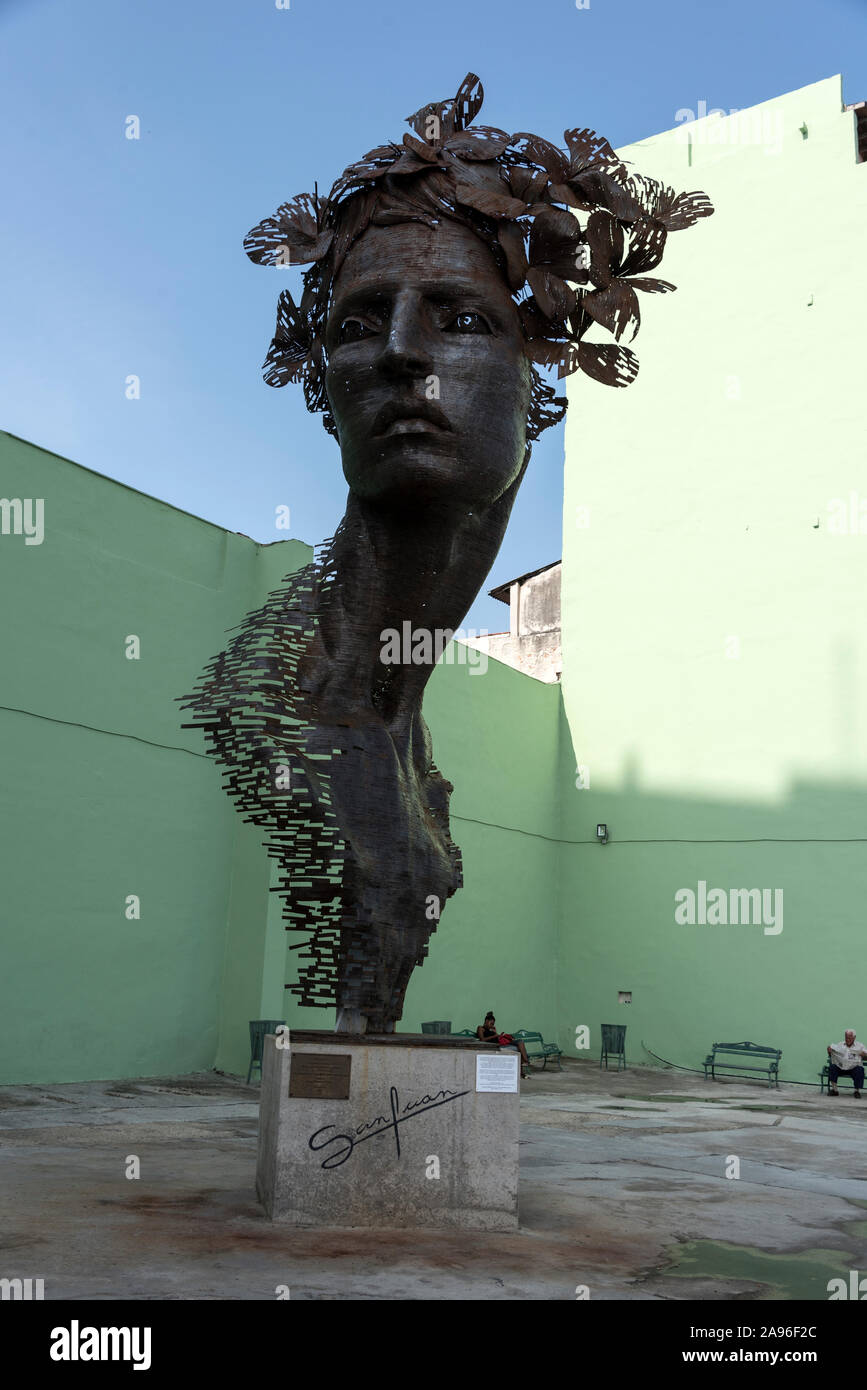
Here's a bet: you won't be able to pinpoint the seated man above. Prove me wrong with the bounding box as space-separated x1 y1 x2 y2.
826 1029 867 1097
476 1011 532 1080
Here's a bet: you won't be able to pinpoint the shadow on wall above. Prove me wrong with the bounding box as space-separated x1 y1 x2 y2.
557 727 867 1085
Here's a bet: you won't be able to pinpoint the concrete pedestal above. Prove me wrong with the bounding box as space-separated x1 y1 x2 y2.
256 1031 519 1230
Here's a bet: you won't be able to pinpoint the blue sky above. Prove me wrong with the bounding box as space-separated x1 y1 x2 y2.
2 0 865 632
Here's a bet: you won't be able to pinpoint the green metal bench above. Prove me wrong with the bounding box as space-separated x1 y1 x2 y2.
513 1029 563 1071
247 1019 287 1083
819 1061 865 1093
703 1040 781 1089
453 1027 563 1070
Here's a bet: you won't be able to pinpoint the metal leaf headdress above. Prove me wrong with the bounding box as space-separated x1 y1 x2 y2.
244 73 713 439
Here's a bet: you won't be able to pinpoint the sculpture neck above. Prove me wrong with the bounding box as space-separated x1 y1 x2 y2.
317 482 520 726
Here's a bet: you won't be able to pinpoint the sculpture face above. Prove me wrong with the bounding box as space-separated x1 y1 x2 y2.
324 218 532 512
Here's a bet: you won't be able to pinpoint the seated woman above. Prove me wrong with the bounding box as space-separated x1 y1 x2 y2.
477 1011 531 1079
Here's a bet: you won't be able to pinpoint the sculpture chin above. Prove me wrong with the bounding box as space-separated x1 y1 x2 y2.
346 437 524 514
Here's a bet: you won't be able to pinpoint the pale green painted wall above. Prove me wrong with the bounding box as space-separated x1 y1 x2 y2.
558 76 867 1081
0 430 310 1083
404 655 562 1042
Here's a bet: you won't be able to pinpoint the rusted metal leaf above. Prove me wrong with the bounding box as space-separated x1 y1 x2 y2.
580 283 641 342
576 340 639 386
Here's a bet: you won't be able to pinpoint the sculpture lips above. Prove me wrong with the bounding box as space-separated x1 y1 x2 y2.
372 400 453 437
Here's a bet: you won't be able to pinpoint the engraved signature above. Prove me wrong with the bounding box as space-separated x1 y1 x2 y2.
308 1084 469 1169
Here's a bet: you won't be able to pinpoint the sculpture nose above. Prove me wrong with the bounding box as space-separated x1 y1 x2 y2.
376 294 434 381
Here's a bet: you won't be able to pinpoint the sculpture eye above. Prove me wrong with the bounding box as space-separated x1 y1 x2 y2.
446 311 491 335
337 317 379 344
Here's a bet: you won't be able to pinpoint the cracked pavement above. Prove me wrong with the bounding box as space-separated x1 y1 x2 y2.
1 1059 865 1299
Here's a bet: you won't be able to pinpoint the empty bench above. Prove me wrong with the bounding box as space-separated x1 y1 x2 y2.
514 1029 563 1071
703 1040 781 1089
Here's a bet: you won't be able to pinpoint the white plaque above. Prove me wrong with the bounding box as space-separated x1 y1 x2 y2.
475 1053 519 1093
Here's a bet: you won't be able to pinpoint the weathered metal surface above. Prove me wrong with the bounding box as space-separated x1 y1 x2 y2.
180 73 713 1034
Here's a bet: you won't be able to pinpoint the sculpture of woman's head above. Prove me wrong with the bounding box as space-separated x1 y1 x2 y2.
244 73 713 514
324 214 533 514
190 77 713 1036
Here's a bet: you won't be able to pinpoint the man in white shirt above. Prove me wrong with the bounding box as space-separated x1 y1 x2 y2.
826 1030 867 1097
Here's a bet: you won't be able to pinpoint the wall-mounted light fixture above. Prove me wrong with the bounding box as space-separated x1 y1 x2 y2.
596 823 608 844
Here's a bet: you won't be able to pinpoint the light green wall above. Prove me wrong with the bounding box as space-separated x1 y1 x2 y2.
559 76 867 1081
404 654 562 1041
0 430 310 1083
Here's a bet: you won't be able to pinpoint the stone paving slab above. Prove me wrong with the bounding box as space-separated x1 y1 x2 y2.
1 1062 865 1300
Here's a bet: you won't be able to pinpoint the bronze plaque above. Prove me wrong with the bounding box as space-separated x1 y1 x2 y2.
289 1052 351 1099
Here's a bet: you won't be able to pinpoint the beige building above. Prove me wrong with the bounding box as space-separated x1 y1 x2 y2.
461 561 562 684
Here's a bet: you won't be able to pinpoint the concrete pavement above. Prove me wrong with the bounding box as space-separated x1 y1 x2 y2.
1 1059 864 1300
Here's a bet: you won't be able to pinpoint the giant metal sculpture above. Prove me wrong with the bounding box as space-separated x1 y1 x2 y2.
181 74 713 1033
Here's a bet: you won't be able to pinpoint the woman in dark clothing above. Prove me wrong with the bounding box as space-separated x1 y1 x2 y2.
477 1012 531 1078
